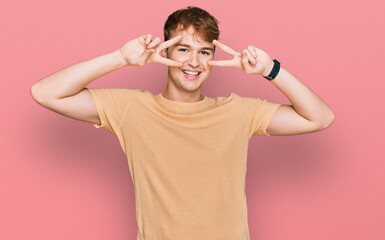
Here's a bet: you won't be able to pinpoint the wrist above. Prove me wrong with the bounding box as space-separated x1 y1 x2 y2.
114 49 129 67
262 60 275 77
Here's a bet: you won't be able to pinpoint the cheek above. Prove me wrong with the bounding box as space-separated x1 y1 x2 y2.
174 54 189 62
202 58 212 68
169 66 180 73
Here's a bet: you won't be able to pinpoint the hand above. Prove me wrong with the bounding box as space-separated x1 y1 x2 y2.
118 34 183 67
208 40 274 76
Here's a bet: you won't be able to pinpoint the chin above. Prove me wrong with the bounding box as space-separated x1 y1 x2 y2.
182 78 205 90
179 84 201 92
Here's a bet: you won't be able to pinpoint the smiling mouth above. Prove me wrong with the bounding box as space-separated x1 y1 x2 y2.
181 69 202 80
181 69 201 76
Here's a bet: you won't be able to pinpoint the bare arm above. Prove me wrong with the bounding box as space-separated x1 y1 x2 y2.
266 67 335 135
30 34 183 125
30 49 127 125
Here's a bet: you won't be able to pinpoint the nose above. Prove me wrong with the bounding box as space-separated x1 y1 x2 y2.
187 52 200 68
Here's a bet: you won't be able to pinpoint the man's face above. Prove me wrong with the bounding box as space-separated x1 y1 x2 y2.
162 25 215 93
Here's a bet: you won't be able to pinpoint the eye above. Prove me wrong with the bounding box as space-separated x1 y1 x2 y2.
201 51 210 55
179 48 188 52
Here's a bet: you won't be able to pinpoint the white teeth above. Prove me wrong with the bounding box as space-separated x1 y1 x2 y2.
182 70 200 75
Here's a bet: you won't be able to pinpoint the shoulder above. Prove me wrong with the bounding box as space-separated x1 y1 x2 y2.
228 93 280 117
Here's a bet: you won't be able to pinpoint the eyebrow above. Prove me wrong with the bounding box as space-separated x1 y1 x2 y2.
175 43 215 52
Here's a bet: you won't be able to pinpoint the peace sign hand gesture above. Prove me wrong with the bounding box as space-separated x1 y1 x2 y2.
208 40 274 77
118 34 183 67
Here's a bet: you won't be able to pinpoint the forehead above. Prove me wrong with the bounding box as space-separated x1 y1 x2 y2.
170 25 213 49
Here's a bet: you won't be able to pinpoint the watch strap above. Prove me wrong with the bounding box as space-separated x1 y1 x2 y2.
264 59 280 81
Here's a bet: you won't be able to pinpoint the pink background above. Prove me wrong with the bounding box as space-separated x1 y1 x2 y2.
1 0 384 239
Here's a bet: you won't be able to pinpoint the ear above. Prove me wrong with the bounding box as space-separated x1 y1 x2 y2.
160 49 168 58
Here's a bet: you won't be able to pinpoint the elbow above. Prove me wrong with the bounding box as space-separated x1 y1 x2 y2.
30 84 41 102
30 84 47 104
327 110 336 127
318 112 336 130
30 84 38 101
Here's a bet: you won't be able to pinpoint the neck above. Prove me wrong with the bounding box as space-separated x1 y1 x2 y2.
161 88 204 103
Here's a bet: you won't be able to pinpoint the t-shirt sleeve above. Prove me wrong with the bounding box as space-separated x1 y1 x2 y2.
86 88 134 136
240 96 281 137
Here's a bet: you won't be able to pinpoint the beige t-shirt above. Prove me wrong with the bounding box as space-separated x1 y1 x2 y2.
87 88 281 240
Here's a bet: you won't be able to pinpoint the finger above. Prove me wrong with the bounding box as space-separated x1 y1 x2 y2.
247 45 257 58
147 37 161 49
212 40 239 57
252 46 258 58
148 48 156 54
244 49 256 65
145 34 152 45
241 50 253 70
158 35 182 50
208 60 236 67
157 58 183 67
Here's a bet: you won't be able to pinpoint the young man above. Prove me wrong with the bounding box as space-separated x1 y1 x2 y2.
30 6 335 240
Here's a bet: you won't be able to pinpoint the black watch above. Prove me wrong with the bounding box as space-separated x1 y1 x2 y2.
264 59 280 81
